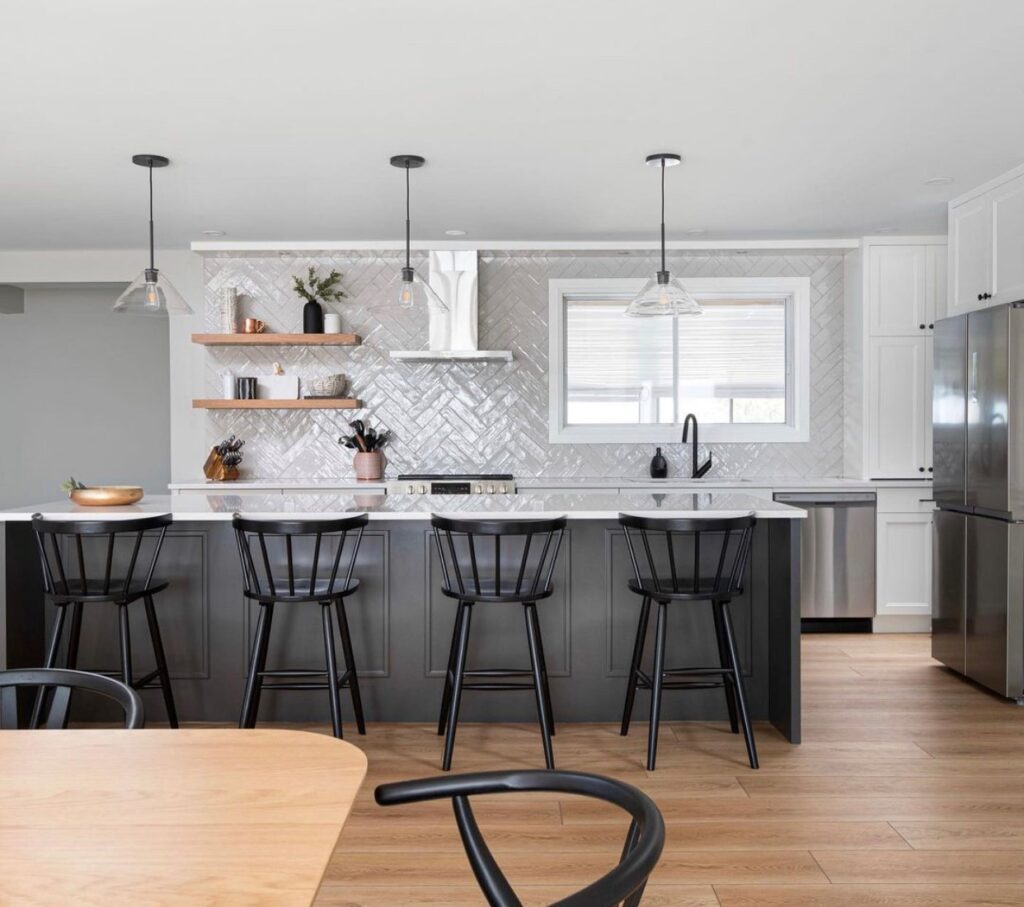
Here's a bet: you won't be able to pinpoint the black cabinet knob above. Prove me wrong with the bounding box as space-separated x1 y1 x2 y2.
984 292 992 299
928 323 934 329
979 293 984 301
928 467 933 472
918 467 926 472
919 323 926 330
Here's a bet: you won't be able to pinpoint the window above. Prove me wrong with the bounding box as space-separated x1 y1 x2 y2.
549 277 810 443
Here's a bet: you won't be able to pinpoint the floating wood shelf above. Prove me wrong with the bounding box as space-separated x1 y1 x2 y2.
192 399 363 410
192 333 361 346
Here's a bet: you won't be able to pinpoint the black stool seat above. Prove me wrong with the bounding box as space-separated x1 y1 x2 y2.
233 513 369 739
619 512 759 771
432 514 566 772
49 577 170 604
244 577 360 604
31 513 179 729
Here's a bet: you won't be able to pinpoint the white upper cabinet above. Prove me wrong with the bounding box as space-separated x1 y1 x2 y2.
950 196 991 315
948 162 1024 314
992 177 1024 305
869 246 929 334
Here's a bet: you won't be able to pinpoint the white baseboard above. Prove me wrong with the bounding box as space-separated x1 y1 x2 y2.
873 614 931 634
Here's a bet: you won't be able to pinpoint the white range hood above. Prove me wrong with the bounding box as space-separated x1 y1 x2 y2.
389 251 513 362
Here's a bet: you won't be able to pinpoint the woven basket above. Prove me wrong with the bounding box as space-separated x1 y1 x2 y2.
303 373 347 398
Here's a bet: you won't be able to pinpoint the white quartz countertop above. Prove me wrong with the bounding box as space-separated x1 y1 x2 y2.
168 475 930 493
0 491 805 522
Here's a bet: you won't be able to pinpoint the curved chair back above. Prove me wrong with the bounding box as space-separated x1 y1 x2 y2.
32 513 172 603
0 668 144 729
376 769 664 907
618 513 756 600
232 514 369 603
431 515 567 603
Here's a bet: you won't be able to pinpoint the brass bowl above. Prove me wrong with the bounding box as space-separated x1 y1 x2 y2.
69 486 145 507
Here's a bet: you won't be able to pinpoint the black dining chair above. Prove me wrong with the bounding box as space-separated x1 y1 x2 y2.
31 513 177 728
375 769 665 907
432 514 567 771
233 513 369 738
618 512 758 770
0 668 143 729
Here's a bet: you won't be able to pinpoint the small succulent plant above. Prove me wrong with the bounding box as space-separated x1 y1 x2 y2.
61 476 88 493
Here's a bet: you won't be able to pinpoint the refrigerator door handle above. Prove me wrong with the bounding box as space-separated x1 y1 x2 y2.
970 350 979 404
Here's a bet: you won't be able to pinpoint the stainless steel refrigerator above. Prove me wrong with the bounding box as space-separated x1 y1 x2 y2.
932 303 1024 701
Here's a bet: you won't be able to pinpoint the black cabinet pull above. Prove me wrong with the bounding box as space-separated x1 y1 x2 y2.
978 293 984 301
984 292 992 300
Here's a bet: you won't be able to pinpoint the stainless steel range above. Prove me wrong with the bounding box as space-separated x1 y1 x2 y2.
387 473 516 495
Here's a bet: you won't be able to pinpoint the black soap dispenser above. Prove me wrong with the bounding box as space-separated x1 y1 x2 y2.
650 447 668 479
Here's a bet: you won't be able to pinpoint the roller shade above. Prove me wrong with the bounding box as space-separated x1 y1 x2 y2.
566 296 786 405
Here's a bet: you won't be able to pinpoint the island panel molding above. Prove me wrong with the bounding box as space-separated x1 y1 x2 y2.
198 250 846 480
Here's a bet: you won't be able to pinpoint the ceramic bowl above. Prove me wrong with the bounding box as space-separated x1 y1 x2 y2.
69 486 145 506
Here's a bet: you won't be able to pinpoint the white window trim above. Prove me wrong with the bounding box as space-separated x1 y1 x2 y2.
548 276 811 444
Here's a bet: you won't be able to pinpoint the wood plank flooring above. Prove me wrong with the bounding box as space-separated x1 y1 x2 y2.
308 633 1024 905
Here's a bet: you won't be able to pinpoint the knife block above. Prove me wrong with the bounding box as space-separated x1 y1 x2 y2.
203 448 240 482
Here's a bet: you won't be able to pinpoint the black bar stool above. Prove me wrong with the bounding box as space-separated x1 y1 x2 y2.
233 514 369 739
31 513 178 728
618 512 758 771
432 514 567 771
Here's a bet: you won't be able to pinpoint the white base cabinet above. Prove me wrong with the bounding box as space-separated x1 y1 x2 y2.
875 491 934 619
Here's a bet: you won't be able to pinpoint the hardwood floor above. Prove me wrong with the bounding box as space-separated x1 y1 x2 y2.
312 633 1024 906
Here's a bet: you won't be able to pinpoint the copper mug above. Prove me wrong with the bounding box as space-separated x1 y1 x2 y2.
243 318 266 334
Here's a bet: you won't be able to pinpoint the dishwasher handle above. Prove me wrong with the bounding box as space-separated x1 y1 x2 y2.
773 492 877 505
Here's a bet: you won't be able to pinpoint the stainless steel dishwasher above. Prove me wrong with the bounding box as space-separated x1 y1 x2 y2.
773 492 876 620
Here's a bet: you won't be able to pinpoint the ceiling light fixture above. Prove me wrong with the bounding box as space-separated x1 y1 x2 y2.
201 229 226 237
390 155 447 311
924 176 954 187
874 225 897 234
444 229 467 236
625 153 701 318
113 154 192 316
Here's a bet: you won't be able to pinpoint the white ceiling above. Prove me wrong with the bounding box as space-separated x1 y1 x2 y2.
3 0 1024 250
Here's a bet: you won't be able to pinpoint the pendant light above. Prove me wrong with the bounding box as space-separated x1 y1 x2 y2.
390 155 447 311
625 153 701 317
113 154 192 316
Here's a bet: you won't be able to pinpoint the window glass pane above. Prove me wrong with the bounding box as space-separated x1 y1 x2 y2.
677 298 786 424
565 299 674 424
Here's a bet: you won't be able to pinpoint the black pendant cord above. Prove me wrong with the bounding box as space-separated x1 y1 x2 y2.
405 163 411 271
148 163 156 272
659 159 666 275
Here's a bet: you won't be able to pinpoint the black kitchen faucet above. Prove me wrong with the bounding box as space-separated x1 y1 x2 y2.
682 413 713 479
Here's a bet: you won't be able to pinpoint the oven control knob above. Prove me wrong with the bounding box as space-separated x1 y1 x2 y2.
419 485 428 494
405 484 414 493
473 484 482 493
499 484 508 493
487 485 494 494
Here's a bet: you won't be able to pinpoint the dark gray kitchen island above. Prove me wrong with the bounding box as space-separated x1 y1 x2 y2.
0 491 804 741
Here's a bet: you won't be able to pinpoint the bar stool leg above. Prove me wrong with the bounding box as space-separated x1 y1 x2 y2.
144 594 179 728
335 598 366 735
527 603 556 738
620 595 652 736
438 601 465 736
442 604 473 771
240 603 273 728
118 604 133 689
321 603 344 739
712 600 740 734
30 603 68 728
65 602 83 670
646 601 668 771
720 601 759 769
525 603 555 769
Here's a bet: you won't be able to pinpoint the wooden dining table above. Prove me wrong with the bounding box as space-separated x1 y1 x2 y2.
0 728 367 906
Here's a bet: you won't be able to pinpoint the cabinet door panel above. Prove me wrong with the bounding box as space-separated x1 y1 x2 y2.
950 197 991 315
929 245 948 323
867 337 927 478
869 246 929 335
876 512 933 616
992 177 1024 305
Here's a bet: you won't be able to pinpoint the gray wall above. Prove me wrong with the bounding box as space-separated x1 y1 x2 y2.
199 250 845 479
0 286 170 508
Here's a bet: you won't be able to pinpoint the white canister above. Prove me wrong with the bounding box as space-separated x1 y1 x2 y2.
220 287 239 333
222 372 236 399
323 312 342 333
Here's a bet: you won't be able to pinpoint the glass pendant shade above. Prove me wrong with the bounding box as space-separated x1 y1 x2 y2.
625 272 702 317
398 266 448 311
114 267 193 315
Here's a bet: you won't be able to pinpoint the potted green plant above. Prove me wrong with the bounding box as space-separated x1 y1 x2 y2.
293 266 345 334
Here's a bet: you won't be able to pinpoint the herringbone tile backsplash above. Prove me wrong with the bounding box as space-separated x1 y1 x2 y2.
202 250 845 479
